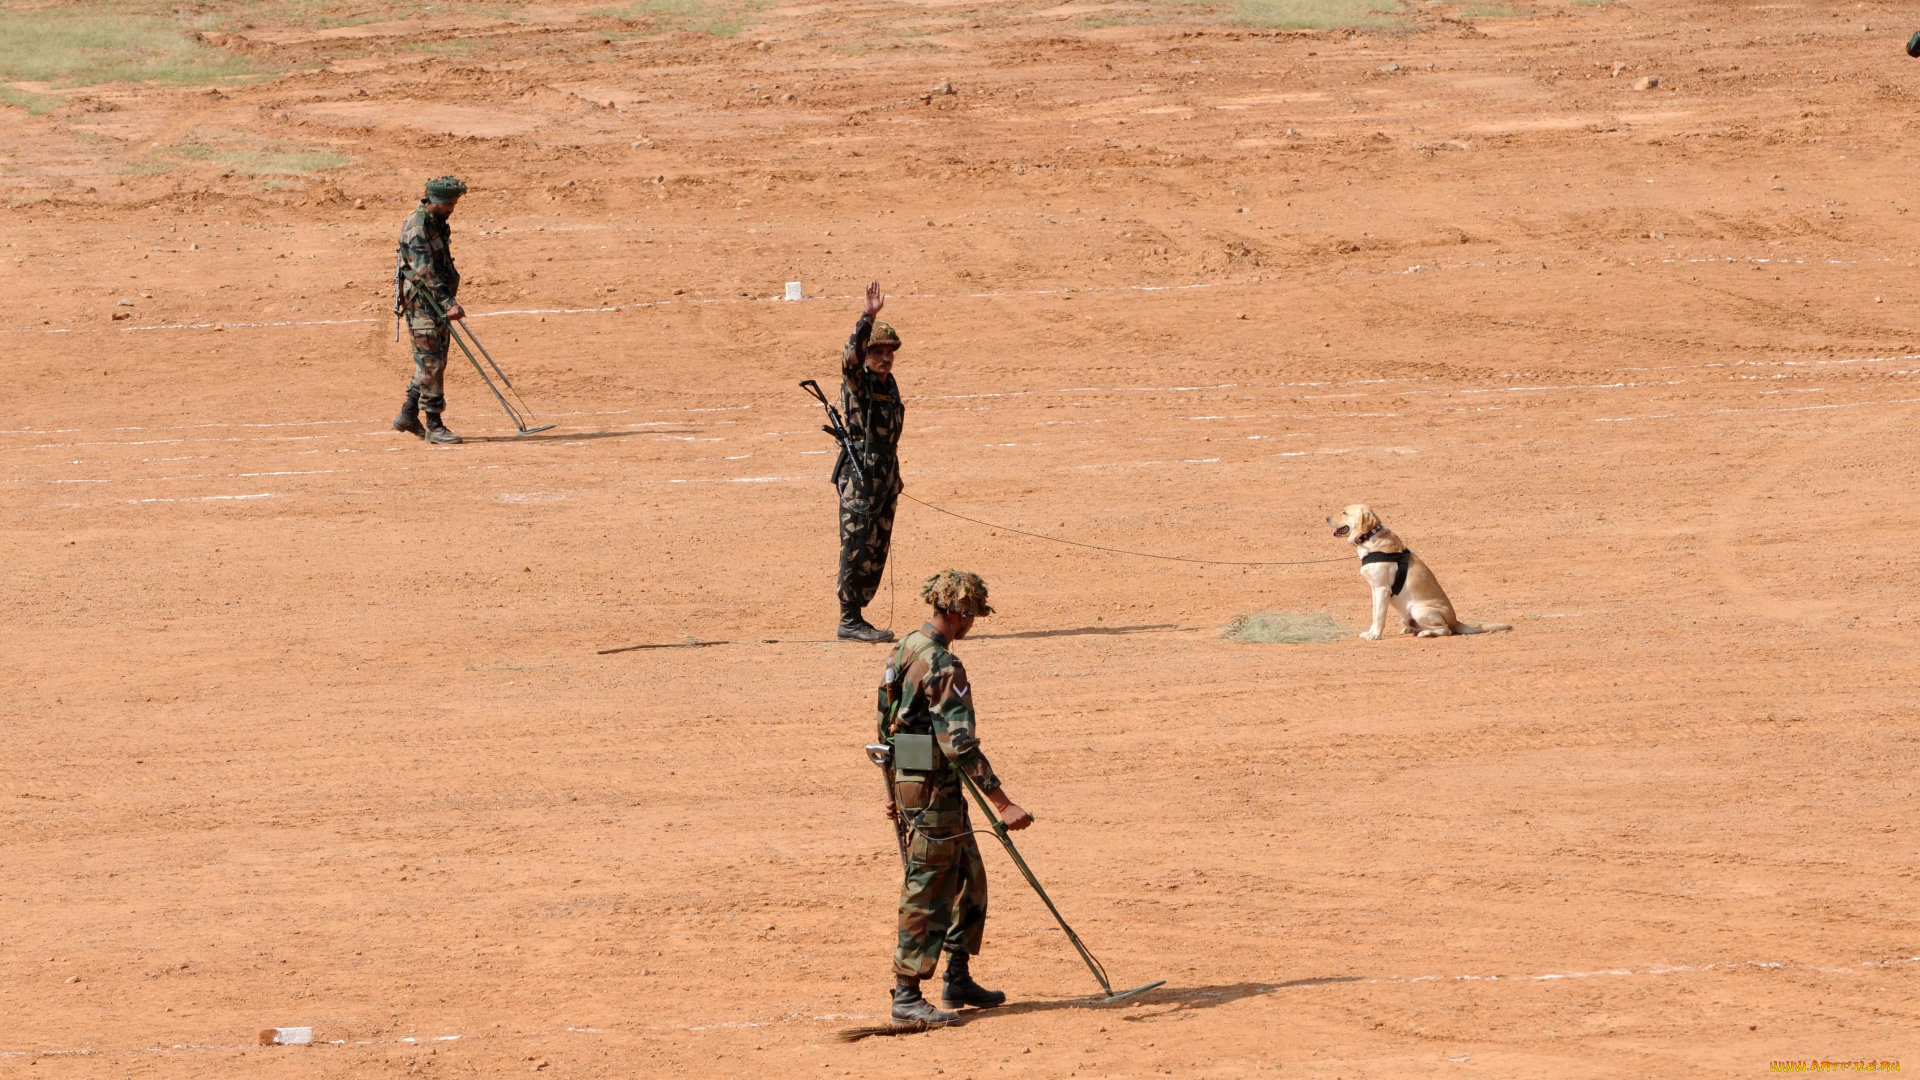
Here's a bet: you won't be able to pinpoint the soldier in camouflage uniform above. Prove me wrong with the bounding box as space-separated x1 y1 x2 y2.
877 570 1032 1025
835 280 906 642
391 175 469 445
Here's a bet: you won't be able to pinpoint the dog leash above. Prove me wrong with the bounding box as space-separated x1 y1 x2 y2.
900 493 1348 567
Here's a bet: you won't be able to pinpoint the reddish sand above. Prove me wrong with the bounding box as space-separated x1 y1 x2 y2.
3 1 1916 1076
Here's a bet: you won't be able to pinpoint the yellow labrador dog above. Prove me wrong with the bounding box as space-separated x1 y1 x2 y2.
1327 504 1511 640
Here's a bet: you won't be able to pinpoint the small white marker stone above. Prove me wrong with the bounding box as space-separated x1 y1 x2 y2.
785 281 803 301
276 1027 314 1045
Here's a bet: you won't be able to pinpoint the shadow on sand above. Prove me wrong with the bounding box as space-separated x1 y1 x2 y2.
978 978 1357 1021
466 427 697 444
844 978 1364 1039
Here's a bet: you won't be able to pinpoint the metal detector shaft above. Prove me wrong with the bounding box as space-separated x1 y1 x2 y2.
957 770 1161 1002
452 318 517 390
451 320 544 424
402 274 554 435
446 321 548 434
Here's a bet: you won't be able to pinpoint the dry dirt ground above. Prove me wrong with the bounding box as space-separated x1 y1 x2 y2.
4 0 1919 1076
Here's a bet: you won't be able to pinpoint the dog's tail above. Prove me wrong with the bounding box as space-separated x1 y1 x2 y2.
1455 622 1513 635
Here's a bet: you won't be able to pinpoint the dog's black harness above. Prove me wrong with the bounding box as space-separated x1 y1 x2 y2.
1362 549 1412 596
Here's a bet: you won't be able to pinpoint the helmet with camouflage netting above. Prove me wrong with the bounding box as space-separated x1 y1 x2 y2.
920 569 993 617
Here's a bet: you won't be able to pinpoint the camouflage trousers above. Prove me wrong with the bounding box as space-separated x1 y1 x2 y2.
837 472 898 607
406 313 450 415
893 827 988 978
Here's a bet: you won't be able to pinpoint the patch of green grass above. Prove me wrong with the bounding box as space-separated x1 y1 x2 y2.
0 86 64 114
405 38 483 55
1223 611 1350 644
1227 0 1404 28
141 138 350 176
595 0 766 36
1459 3 1522 16
0 11 265 87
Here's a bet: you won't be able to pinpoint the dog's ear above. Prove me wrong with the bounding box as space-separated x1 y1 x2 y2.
1353 505 1380 535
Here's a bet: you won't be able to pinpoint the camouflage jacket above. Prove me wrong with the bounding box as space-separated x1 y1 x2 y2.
878 623 1002 821
393 202 459 316
838 313 904 492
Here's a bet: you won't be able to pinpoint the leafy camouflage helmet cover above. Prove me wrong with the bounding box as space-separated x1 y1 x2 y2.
424 175 468 201
921 569 993 617
868 320 901 350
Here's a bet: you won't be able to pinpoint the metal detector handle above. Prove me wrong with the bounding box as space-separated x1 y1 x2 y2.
402 271 539 434
397 271 554 436
865 743 910 872
956 769 1116 998
399 268 455 325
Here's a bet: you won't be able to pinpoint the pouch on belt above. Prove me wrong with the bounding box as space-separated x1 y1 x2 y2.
893 732 936 773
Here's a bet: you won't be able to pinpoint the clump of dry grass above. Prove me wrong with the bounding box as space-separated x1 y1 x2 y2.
1227 0 1404 28
1223 611 1349 644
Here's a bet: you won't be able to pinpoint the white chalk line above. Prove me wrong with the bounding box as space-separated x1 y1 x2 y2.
6 955 1914 1060
16 388 1920 486
1 282 1221 337
0 409 646 437
1590 395 1920 424
10 250 1909 338
0 1014 868 1059
1358 954 1920 988
131 492 283 504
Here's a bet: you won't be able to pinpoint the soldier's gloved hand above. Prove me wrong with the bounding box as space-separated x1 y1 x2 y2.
445 303 466 321
998 803 1033 831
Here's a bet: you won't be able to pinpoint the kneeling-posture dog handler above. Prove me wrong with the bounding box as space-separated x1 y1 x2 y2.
874 570 1028 1025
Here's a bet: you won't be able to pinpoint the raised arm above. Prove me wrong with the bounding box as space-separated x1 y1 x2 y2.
841 280 885 389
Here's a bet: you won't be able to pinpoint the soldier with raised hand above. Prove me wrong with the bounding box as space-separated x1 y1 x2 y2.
391 175 468 445
877 570 1032 1026
834 280 905 642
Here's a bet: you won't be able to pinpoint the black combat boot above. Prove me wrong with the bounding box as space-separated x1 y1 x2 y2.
423 412 463 445
891 976 958 1026
392 388 425 438
940 950 1007 1009
837 599 894 643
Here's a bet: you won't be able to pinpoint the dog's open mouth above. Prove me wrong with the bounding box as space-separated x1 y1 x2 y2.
1331 525 1350 538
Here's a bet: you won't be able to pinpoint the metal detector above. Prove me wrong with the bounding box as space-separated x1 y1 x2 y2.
956 770 1164 1004
403 273 555 436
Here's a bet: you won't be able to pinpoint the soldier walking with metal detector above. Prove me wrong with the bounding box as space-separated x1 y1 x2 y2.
392 175 469 445
834 280 906 642
873 570 1032 1026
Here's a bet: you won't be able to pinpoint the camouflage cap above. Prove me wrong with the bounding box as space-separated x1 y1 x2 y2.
424 175 468 201
868 320 901 351
921 569 993 617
